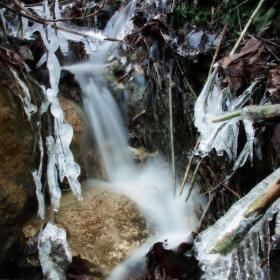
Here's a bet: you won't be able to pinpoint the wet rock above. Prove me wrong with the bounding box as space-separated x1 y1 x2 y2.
0 63 38 276
59 95 106 182
55 186 150 278
137 240 202 280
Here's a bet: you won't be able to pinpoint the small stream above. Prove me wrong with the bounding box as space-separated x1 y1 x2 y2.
65 1 199 278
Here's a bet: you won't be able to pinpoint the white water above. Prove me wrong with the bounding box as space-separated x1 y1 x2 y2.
65 1 198 278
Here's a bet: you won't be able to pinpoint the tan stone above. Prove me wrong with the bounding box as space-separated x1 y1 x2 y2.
55 185 149 277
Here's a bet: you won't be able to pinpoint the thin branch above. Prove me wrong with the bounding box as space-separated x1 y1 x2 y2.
0 2 119 41
169 68 176 198
179 140 199 196
8 0 107 23
117 67 134 83
222 184 241 199
185 158 203 202
132 110 146 122
0 2 44 24
197 192 216 233
208 24 227 78
230 0 265 55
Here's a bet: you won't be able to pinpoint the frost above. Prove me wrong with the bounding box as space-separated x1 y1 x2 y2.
194 68 260 167
195 168 280 280
38 222 72 280
194 68 240 161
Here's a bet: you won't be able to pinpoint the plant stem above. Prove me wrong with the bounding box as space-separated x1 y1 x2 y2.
179 140 199 196
176 60 197 98
230 0 266 55
169 69 176 198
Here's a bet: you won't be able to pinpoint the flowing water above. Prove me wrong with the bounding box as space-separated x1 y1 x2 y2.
64 1 198 278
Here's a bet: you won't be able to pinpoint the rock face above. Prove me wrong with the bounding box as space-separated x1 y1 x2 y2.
0 64 38 277
55 185 150 278
59 93 106 182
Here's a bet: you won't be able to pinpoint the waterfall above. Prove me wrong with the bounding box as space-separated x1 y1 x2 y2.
64 1 198 278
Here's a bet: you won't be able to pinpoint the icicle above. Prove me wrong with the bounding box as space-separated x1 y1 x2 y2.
46 136 61 211
32 136 45 219
32 170 45 220
10 69 37 120
38 222 72 280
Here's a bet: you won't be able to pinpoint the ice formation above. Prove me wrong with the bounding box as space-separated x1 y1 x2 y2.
38 222 72 280
195 168 280 280
10 69 37 120
194 68 260 168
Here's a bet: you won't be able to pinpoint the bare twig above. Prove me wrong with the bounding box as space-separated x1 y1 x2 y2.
230 0 265 55
0 1 118 42
8 0 107 23
136 82 152 147
209 0 226 26
222 184 241 199
179 140 199 196
208 24 227 77
185 158 203 202
168 68 176 197
132 110 146 122
197 192 216 233
117 68 134 83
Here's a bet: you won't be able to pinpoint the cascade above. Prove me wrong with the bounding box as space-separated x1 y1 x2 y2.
64 0 198 277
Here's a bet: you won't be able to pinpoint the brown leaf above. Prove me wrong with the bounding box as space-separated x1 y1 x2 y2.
218 38 267 93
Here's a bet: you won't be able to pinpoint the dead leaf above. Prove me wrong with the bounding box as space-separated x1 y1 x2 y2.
218 38 267 93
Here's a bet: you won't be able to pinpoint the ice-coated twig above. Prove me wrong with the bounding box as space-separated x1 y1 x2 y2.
195 168 280 280
212 104 280 123
10 68 37 120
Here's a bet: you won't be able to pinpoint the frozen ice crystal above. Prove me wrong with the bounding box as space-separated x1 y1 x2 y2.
195 168 280 279
46 136 61 211
10 69 37 120
32 170 45 220
38 222 72 280
194 70 261 167
194 68 240 161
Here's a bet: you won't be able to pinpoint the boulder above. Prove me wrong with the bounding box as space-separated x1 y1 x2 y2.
55 184 150 278
0 63 38 277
